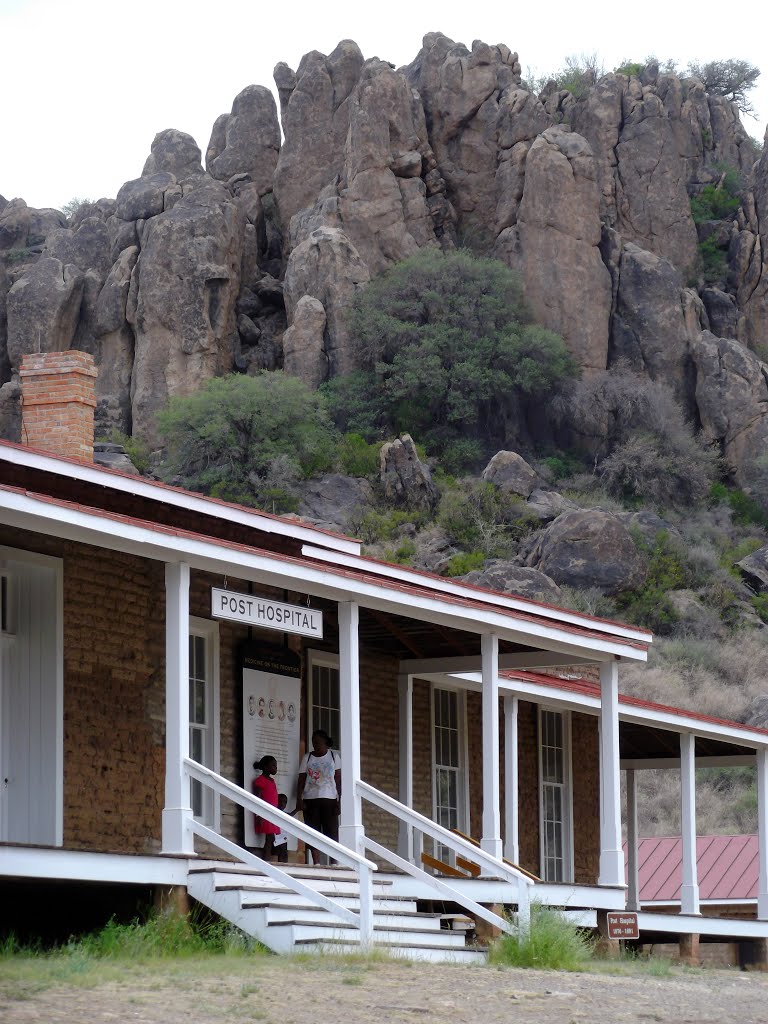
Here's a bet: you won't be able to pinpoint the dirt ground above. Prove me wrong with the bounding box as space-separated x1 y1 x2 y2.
2 956 768 1024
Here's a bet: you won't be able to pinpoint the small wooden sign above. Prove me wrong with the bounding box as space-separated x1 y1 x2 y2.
606 911 639 940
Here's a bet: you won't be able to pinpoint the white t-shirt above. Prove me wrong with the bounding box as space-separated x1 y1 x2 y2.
299 749 341 800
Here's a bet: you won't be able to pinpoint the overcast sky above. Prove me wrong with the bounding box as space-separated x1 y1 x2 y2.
2 0 766 211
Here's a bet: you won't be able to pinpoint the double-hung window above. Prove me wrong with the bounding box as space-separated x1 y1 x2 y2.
538 708 573 882
308 651 340 748
188 618 219 826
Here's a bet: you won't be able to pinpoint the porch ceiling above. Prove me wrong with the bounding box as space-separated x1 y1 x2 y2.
317 599 532 661
619 722 755 760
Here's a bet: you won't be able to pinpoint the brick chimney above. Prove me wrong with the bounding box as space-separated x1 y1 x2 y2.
19 350 98 461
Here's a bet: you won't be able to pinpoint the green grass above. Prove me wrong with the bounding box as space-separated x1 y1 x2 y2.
488 908 592 971
0 911 269 997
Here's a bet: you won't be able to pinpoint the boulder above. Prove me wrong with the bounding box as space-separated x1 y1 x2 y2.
142 129 205 180
461 562 563 602
611 243 699 400
282 294 328 388
0 378 21 443
481 450 539 497
283 226 369 378
525 488 580 523
736 546 768 594
525 509 646 594
379 433 439 511
93 442 140 476
496 126 611 373
6 257 84 369
700 287 739 339
690 330 768 488
44 215 113 280
115 172 177 222
0 198 66 251
298 473 375 533
129 179 246 440
273 40 365 238
206 85 281 197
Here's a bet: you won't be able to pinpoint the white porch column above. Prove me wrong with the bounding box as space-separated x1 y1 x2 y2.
625 768 640 911
758 748 768 920
680 732 700 915
338 601 364 855
598 661 624 887
481 633 502 859
503 694 519 865
397 673 414 861
162 561 194 855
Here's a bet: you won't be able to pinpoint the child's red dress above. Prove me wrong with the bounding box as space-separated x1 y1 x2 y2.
252 774 280 835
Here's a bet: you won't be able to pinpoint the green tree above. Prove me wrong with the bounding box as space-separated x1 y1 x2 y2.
323 249 577 470
157 372 338 512
685 59 761 115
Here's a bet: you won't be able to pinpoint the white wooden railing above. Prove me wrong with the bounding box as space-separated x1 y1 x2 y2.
184 758 377 948
357 779 532 936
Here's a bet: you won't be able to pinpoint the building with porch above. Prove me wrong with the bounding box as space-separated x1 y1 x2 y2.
1 350 768 963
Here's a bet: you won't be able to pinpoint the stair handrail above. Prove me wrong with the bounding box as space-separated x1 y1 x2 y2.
184 758 376 946
357 778 531 935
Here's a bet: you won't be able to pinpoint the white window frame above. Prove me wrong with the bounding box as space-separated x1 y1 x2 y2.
538 706 574 883
306 649 340 751
189 616 220 829
431 683 470 858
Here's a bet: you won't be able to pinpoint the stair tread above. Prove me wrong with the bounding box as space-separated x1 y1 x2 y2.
294 938 487 953
266 919 460 935
244 904 433 919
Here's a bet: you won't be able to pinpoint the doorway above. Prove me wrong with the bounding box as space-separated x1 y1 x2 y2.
0 548 62 845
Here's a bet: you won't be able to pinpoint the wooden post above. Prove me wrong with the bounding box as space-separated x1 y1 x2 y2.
481 634 502 859
338 601 364 855
595 910 620 958
598 662 624 887
162 561 194 855
757 749 768 920
154 884 191 917
626 768 640 911
680 732 700 916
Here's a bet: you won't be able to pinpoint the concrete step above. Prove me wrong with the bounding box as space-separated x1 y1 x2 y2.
242 892 420 915
295 938 487 964
265 920 470 952
254 905 443 929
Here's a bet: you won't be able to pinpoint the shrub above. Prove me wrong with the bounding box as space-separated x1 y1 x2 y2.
337 433 381 478
322 249 577 466
438 480 536 557
690 184 741 224
554 365 719 508
444 551 486 577
156 372 338 512
697 235 729 284
616 530 692 634
488 907 592 970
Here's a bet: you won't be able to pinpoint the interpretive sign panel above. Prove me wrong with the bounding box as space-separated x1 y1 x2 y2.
606 912 639 940
242 644 301 849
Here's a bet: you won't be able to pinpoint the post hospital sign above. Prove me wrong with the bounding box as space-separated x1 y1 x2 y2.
211 588 323 639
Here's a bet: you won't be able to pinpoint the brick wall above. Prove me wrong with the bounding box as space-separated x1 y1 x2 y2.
19 351 97 462
572 711 600 883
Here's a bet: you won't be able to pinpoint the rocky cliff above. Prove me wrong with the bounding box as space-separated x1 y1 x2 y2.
1 33 767 486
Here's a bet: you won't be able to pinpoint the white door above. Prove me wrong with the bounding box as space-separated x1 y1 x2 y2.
0 550 62 845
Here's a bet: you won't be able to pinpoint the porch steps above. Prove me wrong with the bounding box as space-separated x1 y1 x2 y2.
187 863 487 963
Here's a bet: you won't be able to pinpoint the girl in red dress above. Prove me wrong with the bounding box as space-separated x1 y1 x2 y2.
252 755 280 860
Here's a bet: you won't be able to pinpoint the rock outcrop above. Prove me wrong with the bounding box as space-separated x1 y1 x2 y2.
379 433 439 511
461 562 563 602
0 34 766 488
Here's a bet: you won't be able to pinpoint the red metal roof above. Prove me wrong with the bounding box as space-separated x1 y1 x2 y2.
0 482 649 652
502 670 768 741
0 438 652 641
623 835 759 902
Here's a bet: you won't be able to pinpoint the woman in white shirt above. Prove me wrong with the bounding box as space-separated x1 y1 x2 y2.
296 729 341 864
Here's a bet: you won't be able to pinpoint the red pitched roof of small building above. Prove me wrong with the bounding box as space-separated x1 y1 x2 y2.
623 835 759 902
